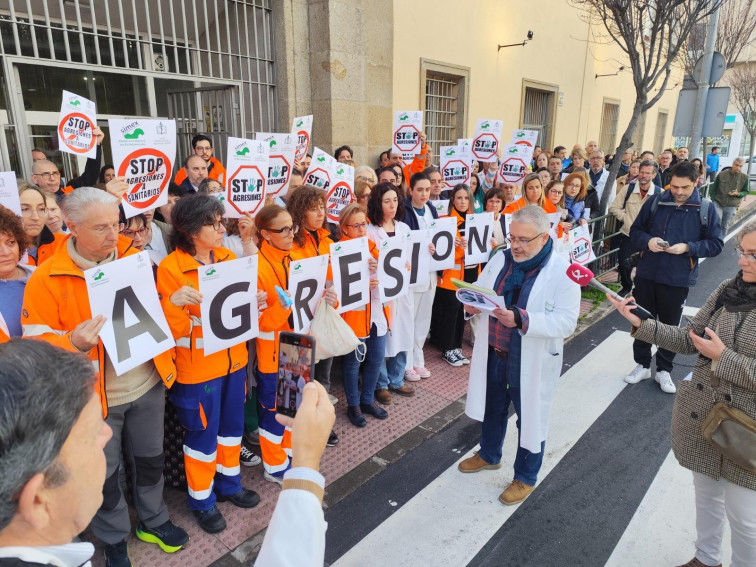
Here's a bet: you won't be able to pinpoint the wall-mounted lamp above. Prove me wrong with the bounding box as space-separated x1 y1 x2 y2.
498 30 533 51
595 66 625 79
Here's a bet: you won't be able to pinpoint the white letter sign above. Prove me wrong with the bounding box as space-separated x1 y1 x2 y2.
85 252 174 375
289 255 328 334
472 119 503 163
408 229 432 288
224 137 269 218
0 171 21 215
465 212 494 265
392 111 423 156
330 237 370 314
377 234 410 303
110 118 177 219
256 132 297 197
198 255 259 355
58 90 97 159
428 216 457 271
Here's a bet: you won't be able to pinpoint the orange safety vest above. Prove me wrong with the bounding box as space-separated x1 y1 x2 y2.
174 156 226 185
26 227 65 267
338 236 390 338
22 235 177 418
502 196 557 216
290 226 335 281
156 247 247 384
256 240 293 374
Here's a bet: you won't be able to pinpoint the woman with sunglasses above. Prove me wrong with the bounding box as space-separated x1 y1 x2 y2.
157 194 261 534
337 203 389 426
254 205 339 481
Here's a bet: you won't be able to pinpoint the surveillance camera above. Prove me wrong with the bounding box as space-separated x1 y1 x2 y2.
527 30 534 40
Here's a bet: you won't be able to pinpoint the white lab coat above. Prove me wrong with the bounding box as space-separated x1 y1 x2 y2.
367 221 413 357
464 250 580 453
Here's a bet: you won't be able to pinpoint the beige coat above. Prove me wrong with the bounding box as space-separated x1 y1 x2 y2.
633 279 756 490
609 183 659 236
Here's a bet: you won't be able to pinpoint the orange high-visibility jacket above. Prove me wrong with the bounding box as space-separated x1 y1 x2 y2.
174 156 226 185
256 240 293 374
22 235 177 418
502 196 557 216
26 227 66 267
338 236 390 338
156 247 247 384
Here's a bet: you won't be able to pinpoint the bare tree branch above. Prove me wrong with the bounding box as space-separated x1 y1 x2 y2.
726 63 756 172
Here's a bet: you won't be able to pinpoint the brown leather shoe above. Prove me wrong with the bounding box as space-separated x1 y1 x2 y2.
498 480 535 506
374 389 392 405
676 559 721 567
458 452 501 473
389 384 415 397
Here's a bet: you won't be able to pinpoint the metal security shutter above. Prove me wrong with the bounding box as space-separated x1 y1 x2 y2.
425 72 460 163
522 88 550 148
599 101 620 154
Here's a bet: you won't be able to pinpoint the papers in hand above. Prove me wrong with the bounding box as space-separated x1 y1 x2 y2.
451 278 505 312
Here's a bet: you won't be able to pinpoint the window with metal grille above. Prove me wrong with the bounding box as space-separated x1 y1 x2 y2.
425 72 461 163
654 111 669 155
599 100 620 155
630 111 646 153
522 88 553 150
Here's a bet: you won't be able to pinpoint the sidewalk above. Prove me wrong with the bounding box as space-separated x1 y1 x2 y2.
85 298 597 566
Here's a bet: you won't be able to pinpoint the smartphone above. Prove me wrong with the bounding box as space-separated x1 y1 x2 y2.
276 332 316 418
658 240 670 248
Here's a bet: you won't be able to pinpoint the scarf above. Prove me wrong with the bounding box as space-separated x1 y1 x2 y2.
501 237 553 305
715 271 756 313
67 237 117 270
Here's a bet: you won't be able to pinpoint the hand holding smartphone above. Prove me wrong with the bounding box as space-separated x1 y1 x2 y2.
276 332 316 418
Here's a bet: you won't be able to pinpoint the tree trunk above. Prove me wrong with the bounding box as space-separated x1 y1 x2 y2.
599 98 645 216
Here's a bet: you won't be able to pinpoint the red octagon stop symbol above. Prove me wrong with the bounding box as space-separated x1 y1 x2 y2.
118 148 172 209
393 125 421 153
441 159 471 186
498 157 528 184
267 154 292 196
227 165 266 216
304 167 331 191
472 132 499 161
571 237 592 264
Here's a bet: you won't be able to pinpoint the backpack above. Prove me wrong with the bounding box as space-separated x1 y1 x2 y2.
643 190 711 238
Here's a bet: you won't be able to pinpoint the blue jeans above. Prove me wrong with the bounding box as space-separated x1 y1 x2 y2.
377 351 407 390
479 347 545 486
342 325 386 406
713 201 736 232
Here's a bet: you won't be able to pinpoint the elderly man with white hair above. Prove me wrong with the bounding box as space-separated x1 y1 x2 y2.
21 187 188 567
457 206 580 506
711 157 750 231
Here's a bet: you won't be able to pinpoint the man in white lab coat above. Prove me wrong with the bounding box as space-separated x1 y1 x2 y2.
458 206 580 506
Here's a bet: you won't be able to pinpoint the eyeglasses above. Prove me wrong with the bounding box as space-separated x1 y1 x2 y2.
735 246 756 263
121 226 148 238
34 170 61 179
548 189 564 196
346 222 367 230
205 219 225 232
265 225 298 236
21 206 48 218
506 233 544 246
88 222 124 235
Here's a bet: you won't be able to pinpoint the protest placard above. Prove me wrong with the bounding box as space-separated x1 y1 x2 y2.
569 224 596 265
224 137 269 218
430 199 449 217
472 119 503 162
330 237 370 314
511 129 539 149
291 115 313 162
289 255 329 334
377 233 411 303
428 216 457 271
392 111 423 156
0 171 21 215
326 162 354 223
110 119 176 219
465 212 494 265
198 255 259 355
58 91 97 158
440 145 471 188
304 147 335 192
85 252 174 375
408 229 432 288
255 132 297 197
497 143 533 186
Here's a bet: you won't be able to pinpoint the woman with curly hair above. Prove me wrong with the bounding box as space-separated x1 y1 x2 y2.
286 185 340 445
0 205 33 341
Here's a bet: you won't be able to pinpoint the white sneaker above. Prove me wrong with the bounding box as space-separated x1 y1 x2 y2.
442 350 464 367
240 445 261 467
624 364 651 384
404 368 421 382
454 348 470 365
263 471 283 486
328 394 338 405
655 370 676 393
